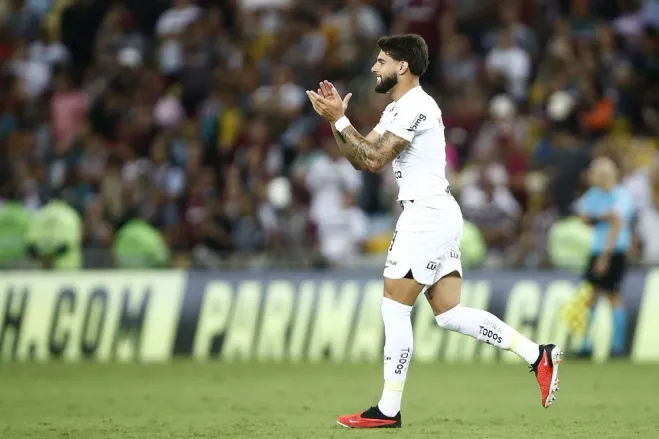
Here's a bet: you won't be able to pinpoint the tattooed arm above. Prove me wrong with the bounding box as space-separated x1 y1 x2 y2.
331 125 382 170
335 128 409 173
306 85 409 171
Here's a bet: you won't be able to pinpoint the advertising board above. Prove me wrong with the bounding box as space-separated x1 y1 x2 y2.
1 270 657 363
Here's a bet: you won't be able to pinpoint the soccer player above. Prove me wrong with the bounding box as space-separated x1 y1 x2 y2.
305 34 562 429
567 156 634 355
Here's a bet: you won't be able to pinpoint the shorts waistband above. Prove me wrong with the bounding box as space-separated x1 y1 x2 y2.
399 186 453 209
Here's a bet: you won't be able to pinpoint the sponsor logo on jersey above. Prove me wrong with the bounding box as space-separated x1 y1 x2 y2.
426 261 438 270
409 114 426 131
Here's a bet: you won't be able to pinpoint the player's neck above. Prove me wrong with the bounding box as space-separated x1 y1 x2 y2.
390 80 420 102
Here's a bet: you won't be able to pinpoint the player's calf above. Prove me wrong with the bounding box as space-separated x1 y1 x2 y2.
427 274 540 364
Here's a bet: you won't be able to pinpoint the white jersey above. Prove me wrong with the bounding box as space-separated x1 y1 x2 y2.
373 86 450 201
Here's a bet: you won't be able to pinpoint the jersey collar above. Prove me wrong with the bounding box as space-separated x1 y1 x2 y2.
394 85 423 105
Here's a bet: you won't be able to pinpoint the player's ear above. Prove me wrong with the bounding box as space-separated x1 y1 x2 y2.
398 61 409 75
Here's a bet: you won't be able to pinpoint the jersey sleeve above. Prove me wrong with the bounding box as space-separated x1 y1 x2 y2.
373 106 389 135
385 103 430 142
373 120 385 135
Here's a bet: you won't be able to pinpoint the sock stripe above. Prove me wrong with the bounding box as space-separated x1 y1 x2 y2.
384 381 405 392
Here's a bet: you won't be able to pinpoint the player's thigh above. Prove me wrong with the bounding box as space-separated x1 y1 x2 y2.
383 276 425 306
425 271 462 315
424 242 463 316
382 225 429 306
384 204 460 281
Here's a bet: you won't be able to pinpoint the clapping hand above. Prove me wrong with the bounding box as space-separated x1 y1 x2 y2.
306 80 352 122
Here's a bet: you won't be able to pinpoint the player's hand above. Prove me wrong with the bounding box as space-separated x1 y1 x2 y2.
318 81 352 112
593 254 610 276
308 82 334 118
306 81 351 122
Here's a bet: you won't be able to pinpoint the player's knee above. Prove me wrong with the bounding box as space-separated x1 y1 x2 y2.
435 304 463 331
381 296 413 318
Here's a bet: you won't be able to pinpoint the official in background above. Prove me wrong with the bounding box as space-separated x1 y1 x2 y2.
563 156 635 356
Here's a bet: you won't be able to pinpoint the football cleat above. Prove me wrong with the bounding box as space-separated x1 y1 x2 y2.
336 405 402 429
531 344 563 408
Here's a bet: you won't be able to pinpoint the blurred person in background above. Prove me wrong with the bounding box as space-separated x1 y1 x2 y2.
26 198 82 269
442 87 486 164
472 94 529 164
520 192 561 269
322 0 385 78
485 27 531 100
156 0 202 80
250 64 306 130
29 24 70 68
305 134 363 237
482 1 538 58
83 194 113 250
534 92 593 216
391 0 451 86
438 33 482 94
634 160 659 265
460 164 521 266
113 218 169 268
5 0 41 42
60 0 109 80
7 40 50 100
50 70 88 144
634 25 659 137
0 0 656 275
316 189 369 268
563 157 635 357
0 200 32 268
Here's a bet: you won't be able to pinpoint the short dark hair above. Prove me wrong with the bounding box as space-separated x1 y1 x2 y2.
376 34 429 77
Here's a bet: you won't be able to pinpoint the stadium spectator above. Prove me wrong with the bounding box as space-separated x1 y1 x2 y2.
460 164 522 266
0 0 657 270
635 160 659 265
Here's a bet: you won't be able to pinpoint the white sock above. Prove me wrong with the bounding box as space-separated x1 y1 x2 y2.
435 304 540 364
377 297 413 417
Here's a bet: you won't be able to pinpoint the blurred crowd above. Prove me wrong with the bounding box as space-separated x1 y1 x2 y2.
1 0 659 270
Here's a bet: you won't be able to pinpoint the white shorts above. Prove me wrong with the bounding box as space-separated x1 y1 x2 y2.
383 195 463 286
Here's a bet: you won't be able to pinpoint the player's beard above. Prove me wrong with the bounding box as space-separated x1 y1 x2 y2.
375 73 398 94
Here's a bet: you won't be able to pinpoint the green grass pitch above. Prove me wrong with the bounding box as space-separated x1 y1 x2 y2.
1 361 657 438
